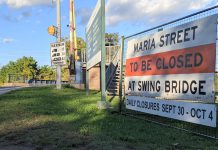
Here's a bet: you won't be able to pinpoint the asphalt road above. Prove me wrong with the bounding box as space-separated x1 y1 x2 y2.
0 87 22 95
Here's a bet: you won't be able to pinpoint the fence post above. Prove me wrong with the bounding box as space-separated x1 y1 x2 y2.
119 36 124 113
85 28 89 96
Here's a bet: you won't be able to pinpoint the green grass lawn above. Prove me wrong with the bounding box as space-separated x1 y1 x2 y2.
0 86 218 150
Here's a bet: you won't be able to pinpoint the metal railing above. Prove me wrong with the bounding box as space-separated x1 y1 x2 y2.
8 74 26 83
81 46 120 64
106 46 120 64
81 49 87 63
106 47 120 88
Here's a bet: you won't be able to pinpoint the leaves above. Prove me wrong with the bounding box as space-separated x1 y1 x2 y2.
105 33 119 46
36 65 55 80
0 57 70 83
0 57 38 83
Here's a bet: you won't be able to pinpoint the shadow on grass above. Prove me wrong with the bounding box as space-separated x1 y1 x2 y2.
0 86 218 149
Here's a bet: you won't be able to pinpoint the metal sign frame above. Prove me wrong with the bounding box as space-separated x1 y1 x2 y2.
86 0 106 105
119 5 218 139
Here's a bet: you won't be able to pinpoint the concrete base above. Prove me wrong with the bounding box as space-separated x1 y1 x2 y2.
97 101 110 110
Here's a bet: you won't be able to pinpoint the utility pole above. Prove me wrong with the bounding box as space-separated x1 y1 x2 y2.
69 0 77 83
56 0 62 89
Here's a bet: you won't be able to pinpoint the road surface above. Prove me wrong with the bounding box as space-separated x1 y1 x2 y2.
0 87 22 95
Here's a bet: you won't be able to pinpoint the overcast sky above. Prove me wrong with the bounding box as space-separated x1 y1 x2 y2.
0 0 217 66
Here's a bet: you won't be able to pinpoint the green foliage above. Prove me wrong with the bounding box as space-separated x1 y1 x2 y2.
63 37 86 67
36 65 69 81
0 57 70 84
16 56 38 80
77 37 86 51
105 33 119 46
64 37 86 53
0 56 38 83
37 65 55 80
0 66 9 83
62 67 70 81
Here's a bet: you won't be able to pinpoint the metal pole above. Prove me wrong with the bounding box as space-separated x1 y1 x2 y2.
69 0 74 83
119 36 124 113
56 0 62 89
72 0 77 58
85 28 89 96
97 0 107 109
86 69 89 95
69 0 78 84
100 0 106 102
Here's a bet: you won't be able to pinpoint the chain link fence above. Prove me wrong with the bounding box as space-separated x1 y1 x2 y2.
8 74 27 83
118 6 218 139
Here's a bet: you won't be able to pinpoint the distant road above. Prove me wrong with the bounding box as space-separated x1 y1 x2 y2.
0 87 22 95
0 82 68 95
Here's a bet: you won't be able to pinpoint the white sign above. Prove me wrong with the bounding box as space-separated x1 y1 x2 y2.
125 73 215 102
126 96 217 127
50 42 67 66
75 62 82 84
125 15 217 102
86 0 102 70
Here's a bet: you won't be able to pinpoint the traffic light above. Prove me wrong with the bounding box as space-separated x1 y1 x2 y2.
48 26 56 36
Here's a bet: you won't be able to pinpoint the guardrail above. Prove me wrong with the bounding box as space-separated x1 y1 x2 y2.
29 80 69 85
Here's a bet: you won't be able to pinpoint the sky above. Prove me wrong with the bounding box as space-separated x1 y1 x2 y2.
0 0 217 67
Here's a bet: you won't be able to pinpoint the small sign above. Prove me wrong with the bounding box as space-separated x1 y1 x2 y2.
126 96 217 127
50 42 66 66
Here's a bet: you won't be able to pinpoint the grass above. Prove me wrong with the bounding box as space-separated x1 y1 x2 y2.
0 86 218 149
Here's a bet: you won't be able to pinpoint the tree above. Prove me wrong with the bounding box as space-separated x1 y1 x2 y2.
0 61 20 83
0 57 38 84
16 56 38 80
63 36 86 52
63 37 86 72
37 65 55 80
62 67 70 81
0 66 8 84
76 37 86 51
